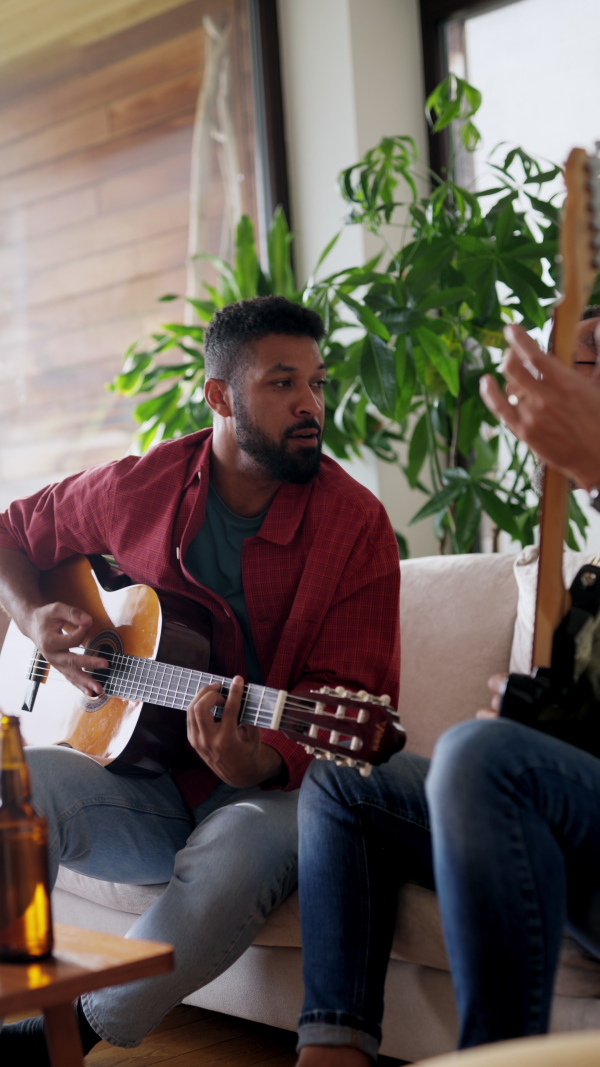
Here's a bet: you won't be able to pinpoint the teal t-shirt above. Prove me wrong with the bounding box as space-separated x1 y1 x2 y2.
184 483 266 683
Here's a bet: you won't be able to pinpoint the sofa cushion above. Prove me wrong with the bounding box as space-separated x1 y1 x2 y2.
399 552 518 758
509 546 599 674
55 867 600 998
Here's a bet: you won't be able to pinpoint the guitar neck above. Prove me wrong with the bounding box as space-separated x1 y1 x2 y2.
531 147 599 669
531 295 574 668
104 653 283 729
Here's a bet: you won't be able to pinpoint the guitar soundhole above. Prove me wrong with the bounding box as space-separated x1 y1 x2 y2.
81 630 123 713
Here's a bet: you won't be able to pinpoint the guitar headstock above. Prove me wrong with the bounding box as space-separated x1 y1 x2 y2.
283 685 406 776
553 147 600 367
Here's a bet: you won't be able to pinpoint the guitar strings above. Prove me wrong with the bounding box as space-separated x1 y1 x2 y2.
22 660 368 732
23 649 374 734
19 672 365 750
28 643 373 713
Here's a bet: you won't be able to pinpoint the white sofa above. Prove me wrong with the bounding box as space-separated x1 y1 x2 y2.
19 552 600 1060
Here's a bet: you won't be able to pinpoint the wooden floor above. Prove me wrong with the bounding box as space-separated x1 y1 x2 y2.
9 1004 407 1066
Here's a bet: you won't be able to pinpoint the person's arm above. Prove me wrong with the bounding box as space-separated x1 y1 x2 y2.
0 547 108 697
480 323 600 491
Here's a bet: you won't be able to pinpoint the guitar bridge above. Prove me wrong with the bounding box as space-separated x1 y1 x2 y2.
22 649 50 712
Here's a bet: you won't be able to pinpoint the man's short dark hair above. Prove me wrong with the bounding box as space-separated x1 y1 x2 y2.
204 296 325 384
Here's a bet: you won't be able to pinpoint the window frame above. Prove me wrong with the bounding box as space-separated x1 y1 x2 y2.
419 0 521 175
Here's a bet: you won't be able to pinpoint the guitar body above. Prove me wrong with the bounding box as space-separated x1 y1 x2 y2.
501 564 600 758
0 556 211 775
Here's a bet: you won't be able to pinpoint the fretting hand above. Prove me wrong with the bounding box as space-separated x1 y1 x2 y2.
186 676 284 787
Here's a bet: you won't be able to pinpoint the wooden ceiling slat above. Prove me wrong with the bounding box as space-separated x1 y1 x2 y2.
0 0 191 67
0 29 204 148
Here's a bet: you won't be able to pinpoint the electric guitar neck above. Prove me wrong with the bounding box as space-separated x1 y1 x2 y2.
532 148 600 669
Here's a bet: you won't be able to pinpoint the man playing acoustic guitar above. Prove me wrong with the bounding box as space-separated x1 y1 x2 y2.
295 315 600 1066
0 296 400 1063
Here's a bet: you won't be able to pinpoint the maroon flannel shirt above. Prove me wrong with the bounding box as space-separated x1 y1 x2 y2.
0 430 401 808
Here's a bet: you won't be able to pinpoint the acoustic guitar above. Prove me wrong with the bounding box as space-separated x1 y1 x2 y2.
500 147 600 752
0 554 405 776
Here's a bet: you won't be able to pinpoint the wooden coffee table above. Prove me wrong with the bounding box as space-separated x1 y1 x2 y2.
0 923 173 1067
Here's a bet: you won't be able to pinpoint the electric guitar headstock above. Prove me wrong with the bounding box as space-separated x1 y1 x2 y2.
282 685 406 776
533 146 600 669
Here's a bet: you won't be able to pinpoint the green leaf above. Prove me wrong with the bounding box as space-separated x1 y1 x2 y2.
442 466 471 485
235 215 260 299
394 337 416 421
470 433 500 478
380 308 425 335
406 414 428 488
415 327 460 396
312 230 342 275
457 397 484 455
112 353 153 396
267 206 296 296
416 286 475 313
196 254 241 301
360 333 398 417
568 493 589 538
461 259 499 319
185 298 216 322
338 292 390 341
134 385 180 423
454 486 482 552
474 485 519 539
409 484 462 525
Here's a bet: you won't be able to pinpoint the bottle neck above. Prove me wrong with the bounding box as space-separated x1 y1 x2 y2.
0 714 32 808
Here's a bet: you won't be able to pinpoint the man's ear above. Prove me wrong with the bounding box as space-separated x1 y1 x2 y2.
205 378 233 417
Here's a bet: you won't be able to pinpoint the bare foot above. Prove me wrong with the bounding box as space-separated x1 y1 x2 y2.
295 1046 371 1067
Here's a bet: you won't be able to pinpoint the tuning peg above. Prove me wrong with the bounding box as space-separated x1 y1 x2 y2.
350 737 361 751
326 752 335 761
356 690 368 699
303 746 315 754
359 764 373 777
358 710 368 724
329 731 340 744
379 694 391 706
335 705 346 718
308 724 319 739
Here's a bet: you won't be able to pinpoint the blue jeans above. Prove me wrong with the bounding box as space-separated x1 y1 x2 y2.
428 718 600 1047
297 750 432 1062
297 721 600 1057
26 746 299 1048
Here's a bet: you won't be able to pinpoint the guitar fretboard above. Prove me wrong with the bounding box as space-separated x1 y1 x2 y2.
101 652 283 729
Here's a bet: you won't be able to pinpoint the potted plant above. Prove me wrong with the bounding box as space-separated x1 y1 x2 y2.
111 76 599 553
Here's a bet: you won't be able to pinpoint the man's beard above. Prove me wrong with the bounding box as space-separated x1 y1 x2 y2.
233 394 322 484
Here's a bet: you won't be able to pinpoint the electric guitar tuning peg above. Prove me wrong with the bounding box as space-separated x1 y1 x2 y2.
359 764 373 777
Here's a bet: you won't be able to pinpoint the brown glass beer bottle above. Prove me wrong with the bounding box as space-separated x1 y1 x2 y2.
0 712 53 960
